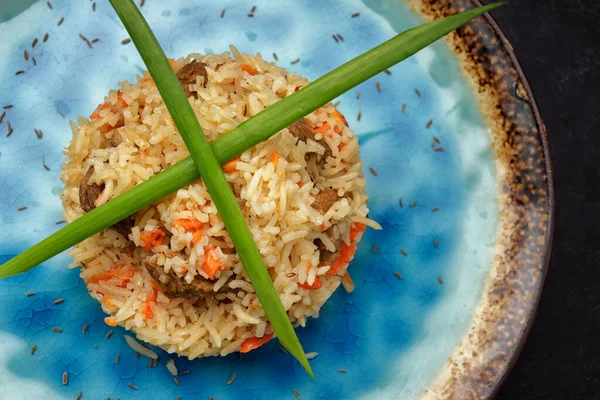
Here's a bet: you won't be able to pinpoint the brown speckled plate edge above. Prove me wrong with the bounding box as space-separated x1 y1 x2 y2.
408 0 555 398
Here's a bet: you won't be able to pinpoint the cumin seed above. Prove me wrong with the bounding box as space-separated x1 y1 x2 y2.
0 111 5 123
77 392 82 400
91 38 100 44
57 108 65 118
356 91 361 99
402 103 406 113
369 167 378 176
26 291 37 297
34 129 43 139
247 13 254 17
433 136 440 144
62 372 68 385
251 5 256 12
24 50 29 60
293 388 301 399
290 58 300 65
336 33 344 42
56 220 66 224
16 70 25 76
432 207 440 212
121 38 131 45
273 52 278 61
32 57 37 66
53 327 62 332
128 383 138 390
3 105 13 109
31 345 37 355
279 346 288 354
17 206 27 211
227 372 236 385
426 119 433 128
399 197 404 207
92 2 96 12
438 275 444 284
372 244 378 253
47 1 53 9
82 323 89 334
415 89 421 97
357 111 362 121
351 12 360 18
332 34 339 43
409 201 417 208
435 147 445 152
58 17 64 26
376 80 381 93
7 121 14 137
53 298 64 305
338 368 347 373
220 8 225 18
140 0 145 7
106 330 113 340
43 33 49 42
115 353 120 364
32 38 38 48
434 238 439 247
384 69 392 75
394 272 403 280
94 344 98 349
333 101 340 107
79 33 92 48
400 249 408 256
180 369 190 375
173 377 180 386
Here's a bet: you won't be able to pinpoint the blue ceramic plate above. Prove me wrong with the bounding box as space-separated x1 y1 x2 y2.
0 0 553 399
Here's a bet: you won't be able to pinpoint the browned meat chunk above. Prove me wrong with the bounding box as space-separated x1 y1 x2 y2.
144 258 221 298
176 61 208 98
288 118 332 161
312 188 340 214
79 166 104 212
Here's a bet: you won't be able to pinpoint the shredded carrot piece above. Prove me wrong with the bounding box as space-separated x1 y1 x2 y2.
172 218 203 232
102 296 116 306
240 333 274 353
333 109 349 127
327 241 357 275
192 230 204 245
142 279 160 320
342 271 355 293
117 91 128 107
313 121 331 134
298 276 322 290
88 265 135 285
349 222 366 242
240 64 257 75
297 181 304 187
201 246 223 279
104 317 117 327
140 228 165 252
222 156 241 173
168 58 177 69
271 151 279 166
90 103 110 120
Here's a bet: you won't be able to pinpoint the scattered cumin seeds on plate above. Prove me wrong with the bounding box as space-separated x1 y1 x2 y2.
409 200 417 208
290 58 300 65
94 344 98 349
62 372 68 385
293 388 301 399
426 119 433 128
332 34 339 43
434 238 439 247
357 111 362 121
415 89 421 97
32 38 38 48
336 33 345 42
115 353 120 364
140 0 145 7
0 111 5 124
56 220 66 224
333 100 340 107
43 33 49 42
273 52 278 61
53 298 64 305
79 33 92 48
32 57 37 66
438 275 444 284
7 121 14 137
121 38 131 45
15 70 25 76
351 12 360 17
247 13 254 17
92 2 96 11
435 147 445 152
106 330 113 339
58 16 64 26
384 69 392 75
77 392 82 400
34 128 43 139
173 377 180 387
227 372 236 385
432 207 440 212
220 8 225 18
394 271 403 280
53 327 62 332
372 244 378 253
399 197 404 208
369 167 378 176
17 206 27 211
82 323 89 334
356 91 361 99
24 50 29 60
91 38 100 43
135 352 140 358
31 345 37 355
338 368 347 373
376 80 381 93
400 249 408 256
180 369 190 375
47 1 53 9
402 103 406 113
3 104 13 109
251 5 256 12
26 291 37 297
128 383 138 390
279 346 288 354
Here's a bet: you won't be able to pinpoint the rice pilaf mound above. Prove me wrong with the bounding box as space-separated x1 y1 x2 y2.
60 46 377 358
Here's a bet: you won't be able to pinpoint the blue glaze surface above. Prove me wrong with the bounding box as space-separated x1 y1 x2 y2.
0 0 498 399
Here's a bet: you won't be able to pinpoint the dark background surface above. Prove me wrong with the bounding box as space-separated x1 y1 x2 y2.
488 1 600 399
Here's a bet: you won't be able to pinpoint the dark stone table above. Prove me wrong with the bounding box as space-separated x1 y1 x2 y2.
490 0 600 398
